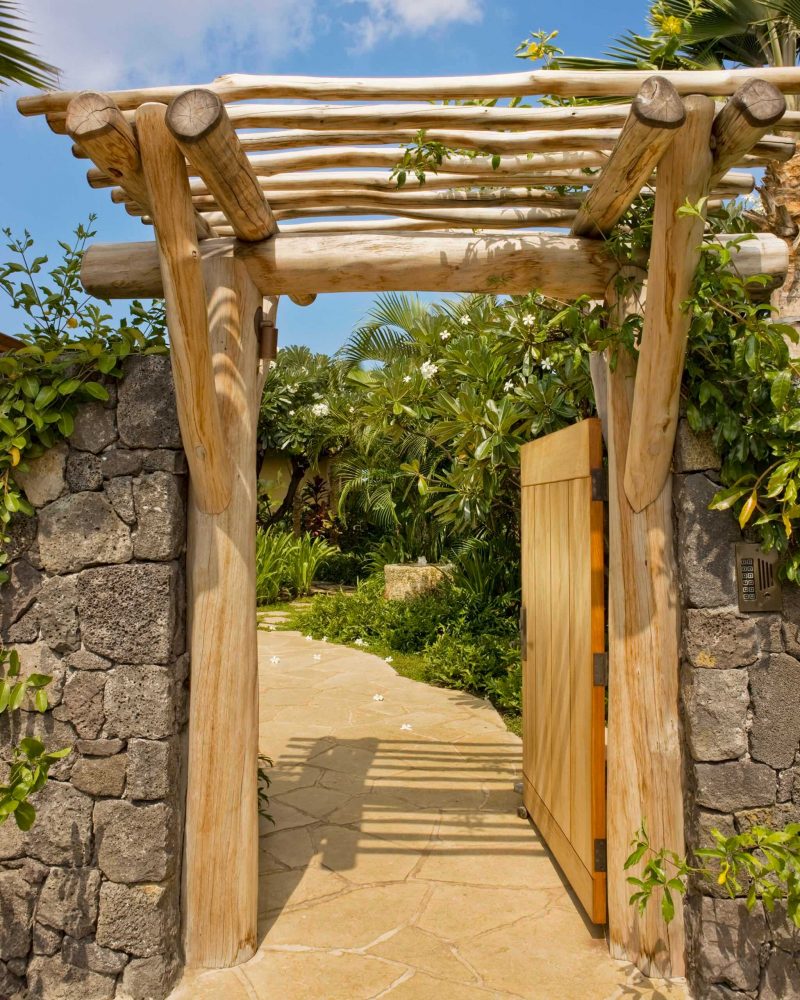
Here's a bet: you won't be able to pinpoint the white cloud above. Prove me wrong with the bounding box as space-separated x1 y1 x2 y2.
13 0 483 94
342 0 483 52
23 0 322 90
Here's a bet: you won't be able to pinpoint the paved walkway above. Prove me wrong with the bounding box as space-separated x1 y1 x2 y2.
170 620 689 1000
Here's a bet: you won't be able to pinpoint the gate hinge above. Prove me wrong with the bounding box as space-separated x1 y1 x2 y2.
594 838 607 873
593 652 608 687
591 467 608 503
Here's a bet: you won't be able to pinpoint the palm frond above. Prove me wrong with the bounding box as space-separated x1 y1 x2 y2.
0 1 59 89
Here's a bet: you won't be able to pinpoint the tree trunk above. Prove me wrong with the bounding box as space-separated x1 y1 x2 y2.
265 454 308 529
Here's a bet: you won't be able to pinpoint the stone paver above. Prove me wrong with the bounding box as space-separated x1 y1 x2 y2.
169 631 690 1000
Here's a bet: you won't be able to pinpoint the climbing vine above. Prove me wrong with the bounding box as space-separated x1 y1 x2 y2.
0 218 167 583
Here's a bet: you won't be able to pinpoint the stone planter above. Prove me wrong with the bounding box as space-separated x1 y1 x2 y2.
383 562 453 601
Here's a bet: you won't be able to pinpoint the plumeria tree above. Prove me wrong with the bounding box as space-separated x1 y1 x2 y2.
257 345 356 529
334 292 599 561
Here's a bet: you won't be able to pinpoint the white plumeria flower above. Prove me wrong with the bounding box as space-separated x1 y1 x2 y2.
354 638 366 646
540 359 554 372
503 380 515 392
420 360 439 380
349 406 355 413
269 655 280 664
402 374 412 384
305 635 313 641
373 693 385 702
321 636 328 642
311 402 330 417
312 653 322 662
400 723 413 731
459 315 470 326
288 409 295 416
522 313 536 327
384 656 394 663
440 331 451 341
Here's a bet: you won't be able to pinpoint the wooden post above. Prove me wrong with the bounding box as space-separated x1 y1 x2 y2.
183 255 263 968
623 95 715 513
136 102 232 515
596 268 686 978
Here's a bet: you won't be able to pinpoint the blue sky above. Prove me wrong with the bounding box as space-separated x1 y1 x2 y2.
0 0 647 352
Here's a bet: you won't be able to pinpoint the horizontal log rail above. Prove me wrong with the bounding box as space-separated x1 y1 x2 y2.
19 65 800 118
80 229 788 302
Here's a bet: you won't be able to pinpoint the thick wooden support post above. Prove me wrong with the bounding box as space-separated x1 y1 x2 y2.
623 95 715 513
166 89 278 242
184 257 262 967
596 270 685 978
571 76 684 238
711 79 786 186
136 102 232 514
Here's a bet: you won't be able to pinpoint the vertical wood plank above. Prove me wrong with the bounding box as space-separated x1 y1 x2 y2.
569 476 592 871
532 484 551 801
521 486 536 783
549 479 572 836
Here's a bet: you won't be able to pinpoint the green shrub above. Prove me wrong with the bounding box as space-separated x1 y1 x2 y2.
317 550 367 585
422 632 521 712
255 528 336 604
292 575 521 717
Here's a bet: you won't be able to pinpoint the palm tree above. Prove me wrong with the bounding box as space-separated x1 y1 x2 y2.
539 0 800 308
0 1 58 89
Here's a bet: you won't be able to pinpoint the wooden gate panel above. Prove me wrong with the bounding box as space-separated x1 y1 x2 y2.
520 418 606 925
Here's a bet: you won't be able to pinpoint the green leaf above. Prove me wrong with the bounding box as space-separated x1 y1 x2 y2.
82 381 109 401
33 385 57 409
18 737 44 758
739 490 758 530
661 887 675 923
14 801 36 832
34 688 48 713
771 370 793 410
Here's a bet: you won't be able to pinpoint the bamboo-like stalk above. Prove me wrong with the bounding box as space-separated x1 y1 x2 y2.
197 205 579 229
19 65 800 119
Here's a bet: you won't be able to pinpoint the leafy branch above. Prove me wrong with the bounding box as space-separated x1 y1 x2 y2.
626 820 800 928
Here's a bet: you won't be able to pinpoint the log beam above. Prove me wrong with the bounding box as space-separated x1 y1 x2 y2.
166 89 278 242
80 230 788 301
136 102 232 514
184 255 262 967
710 78 787 185
571 77 684 238
623 95 716 513
288 293 316 306
66 92 215 240
18 65 800 118
82 231 616 300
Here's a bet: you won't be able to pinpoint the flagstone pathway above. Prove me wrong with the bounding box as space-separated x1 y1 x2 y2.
169 617 690 1000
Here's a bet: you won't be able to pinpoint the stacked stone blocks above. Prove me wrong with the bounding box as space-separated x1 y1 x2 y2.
675 421 800 999
0 357 188 1000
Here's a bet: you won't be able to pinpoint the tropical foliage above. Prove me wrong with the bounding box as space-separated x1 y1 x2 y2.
0 1 59 89
255 528 336 604
0 221 167 584
626 819 800 927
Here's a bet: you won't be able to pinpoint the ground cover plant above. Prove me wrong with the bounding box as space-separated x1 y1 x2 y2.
255 527 337 604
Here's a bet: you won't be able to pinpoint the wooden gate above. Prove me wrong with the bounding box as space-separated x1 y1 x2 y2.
520 418 607 924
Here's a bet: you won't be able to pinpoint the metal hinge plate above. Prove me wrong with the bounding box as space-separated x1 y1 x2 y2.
593 652 608 687
594 838 607 873
591 468 608 503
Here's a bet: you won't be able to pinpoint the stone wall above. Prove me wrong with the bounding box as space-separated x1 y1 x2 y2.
0 356 188 1000
674 421 800 999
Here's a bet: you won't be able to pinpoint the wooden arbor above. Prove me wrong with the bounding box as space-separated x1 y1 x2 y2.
17 67 798 976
